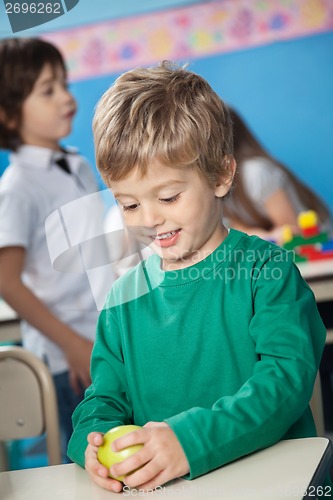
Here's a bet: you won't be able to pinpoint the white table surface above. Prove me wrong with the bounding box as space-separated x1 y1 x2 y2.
0 438 331 500
297 259 333 302
0 299 17 322
0 298 20 343
298 259 333 281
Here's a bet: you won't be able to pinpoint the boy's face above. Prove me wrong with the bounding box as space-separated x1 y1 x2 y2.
19 63 76 150
112 160 232 270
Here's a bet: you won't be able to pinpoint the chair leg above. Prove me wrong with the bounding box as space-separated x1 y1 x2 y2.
0 442 9 472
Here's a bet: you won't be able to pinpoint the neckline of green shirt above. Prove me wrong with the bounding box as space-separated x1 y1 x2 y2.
144 228 245 287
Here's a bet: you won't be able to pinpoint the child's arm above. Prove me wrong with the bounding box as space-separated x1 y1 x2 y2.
161 252 326 480
67 296 190 491
0 246 92 392
230 188 299 244
67 306 187 491
68 249 326 489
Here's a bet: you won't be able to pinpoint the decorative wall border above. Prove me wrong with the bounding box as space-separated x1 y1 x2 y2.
44 0 333 81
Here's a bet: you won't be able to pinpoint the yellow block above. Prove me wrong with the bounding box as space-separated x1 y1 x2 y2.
281 225 293 244
298 210 318 229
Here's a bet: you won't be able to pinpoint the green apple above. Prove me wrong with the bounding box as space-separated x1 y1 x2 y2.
97 425 143 481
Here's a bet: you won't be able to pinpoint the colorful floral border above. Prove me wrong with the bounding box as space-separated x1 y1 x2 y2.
44 0 333 81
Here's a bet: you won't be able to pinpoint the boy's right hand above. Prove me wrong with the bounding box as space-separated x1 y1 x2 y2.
85 432 124 493
63 335 93 394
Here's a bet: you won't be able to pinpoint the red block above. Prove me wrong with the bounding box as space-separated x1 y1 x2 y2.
310 250 333 261
299 245 320 260
299 245 333 261
301 226 320 238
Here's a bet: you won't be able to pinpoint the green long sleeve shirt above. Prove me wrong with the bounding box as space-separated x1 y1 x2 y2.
68 229 326 479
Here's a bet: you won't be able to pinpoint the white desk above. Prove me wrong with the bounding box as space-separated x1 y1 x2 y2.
0 298 20 343
298 259 333 303
0 438 332 500
297 259 333 347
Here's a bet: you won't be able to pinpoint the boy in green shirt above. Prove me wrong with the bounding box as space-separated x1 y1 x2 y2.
68 62 326 492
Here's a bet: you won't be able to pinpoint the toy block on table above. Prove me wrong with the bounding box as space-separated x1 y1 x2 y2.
298 210 320 238
281 225 293 245
322 241 333 252
282 210 333 262
282 232 328 252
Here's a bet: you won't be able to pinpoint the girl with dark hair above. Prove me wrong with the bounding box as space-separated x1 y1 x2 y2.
224 107 331 244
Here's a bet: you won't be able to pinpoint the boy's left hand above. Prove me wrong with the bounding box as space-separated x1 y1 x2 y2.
110 421 189 491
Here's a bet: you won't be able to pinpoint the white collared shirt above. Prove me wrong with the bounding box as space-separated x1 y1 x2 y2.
0 145 113 374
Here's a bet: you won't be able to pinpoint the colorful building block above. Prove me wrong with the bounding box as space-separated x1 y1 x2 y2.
282 210 333 263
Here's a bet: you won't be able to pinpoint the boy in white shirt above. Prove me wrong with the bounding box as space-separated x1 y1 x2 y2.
0 37 110 461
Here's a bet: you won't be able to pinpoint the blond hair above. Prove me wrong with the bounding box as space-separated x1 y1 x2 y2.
93 61 233 186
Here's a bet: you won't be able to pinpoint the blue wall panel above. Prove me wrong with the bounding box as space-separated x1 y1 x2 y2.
0 5 332 213
64 31 333 212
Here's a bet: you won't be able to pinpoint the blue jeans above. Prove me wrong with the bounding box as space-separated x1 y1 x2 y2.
53 371 85 463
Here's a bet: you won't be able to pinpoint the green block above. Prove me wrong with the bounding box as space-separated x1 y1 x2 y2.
283 232 328 251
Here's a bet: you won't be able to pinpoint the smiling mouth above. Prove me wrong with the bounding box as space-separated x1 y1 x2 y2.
151 229 181 247
154 230 180 240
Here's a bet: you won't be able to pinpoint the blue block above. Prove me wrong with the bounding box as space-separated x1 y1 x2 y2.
321 240 333 252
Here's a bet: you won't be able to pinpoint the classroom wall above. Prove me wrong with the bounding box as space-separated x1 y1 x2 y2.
192 32 333 215
0 1 332 214
67 30 333 213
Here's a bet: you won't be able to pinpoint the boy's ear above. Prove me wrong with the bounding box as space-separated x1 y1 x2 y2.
0 107 17 130
214 156 236 198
